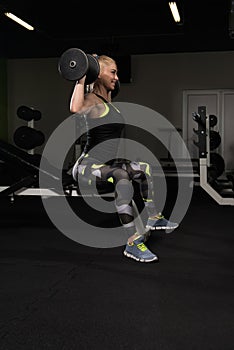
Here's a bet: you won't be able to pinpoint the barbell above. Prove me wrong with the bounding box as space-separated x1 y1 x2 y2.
58 47 120 98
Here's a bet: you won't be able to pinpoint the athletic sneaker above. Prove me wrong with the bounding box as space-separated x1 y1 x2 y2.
123 237 158 262
146 214 179 231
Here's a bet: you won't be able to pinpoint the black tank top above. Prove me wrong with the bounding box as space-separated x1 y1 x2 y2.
83 94 125 164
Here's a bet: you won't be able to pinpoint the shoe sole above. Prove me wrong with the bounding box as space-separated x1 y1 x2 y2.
123 251 158 262
146 225 179 231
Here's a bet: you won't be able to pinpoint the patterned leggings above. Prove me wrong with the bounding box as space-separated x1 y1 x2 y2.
72 157 157 236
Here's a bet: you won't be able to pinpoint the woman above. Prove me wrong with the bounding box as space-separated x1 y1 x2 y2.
70 54 178 263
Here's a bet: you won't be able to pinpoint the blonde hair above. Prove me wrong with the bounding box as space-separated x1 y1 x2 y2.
98 55 117 72
87 54 117 92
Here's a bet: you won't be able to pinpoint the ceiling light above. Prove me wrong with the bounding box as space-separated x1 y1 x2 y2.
4 12 34 31
169 2 181 23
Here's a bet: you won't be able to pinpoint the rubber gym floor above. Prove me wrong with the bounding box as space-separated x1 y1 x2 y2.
0 182 234 350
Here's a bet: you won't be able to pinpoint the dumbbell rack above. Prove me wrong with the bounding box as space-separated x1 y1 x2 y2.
195 106 234 205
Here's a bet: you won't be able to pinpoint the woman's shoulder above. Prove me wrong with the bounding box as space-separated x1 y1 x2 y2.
84 92 106 118
85 92 104 104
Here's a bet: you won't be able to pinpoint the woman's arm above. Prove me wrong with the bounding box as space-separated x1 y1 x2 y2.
70 76 93 114
70 76 86 114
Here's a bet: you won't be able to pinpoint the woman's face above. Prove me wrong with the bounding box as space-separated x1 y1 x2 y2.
99 63 118 90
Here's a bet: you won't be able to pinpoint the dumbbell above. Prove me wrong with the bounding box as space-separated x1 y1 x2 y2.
58 47 120 99
58 48 100 85
17 105 42 121
13 126 45 150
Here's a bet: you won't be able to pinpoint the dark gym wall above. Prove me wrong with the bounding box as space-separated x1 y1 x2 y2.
0 58 8 142
6 50 234 168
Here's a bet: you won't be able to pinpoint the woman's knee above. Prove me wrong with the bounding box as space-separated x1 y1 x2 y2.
113 168 130 182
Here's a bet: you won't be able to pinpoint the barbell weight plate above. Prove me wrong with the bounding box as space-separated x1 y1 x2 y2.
210 130 221 151
208 152 225 180
209 114 218 127
58 48 89 81
86 54 100 85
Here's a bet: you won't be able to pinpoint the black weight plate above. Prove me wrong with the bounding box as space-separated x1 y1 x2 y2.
13 126 45 150
209 114 218 127
86 54 100 85
33 109 42 121
58 48 88 81
209 152 225 179
17 105 33 121
210 130 221 151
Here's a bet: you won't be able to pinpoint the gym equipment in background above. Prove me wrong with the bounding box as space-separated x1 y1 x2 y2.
193 105 234 205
